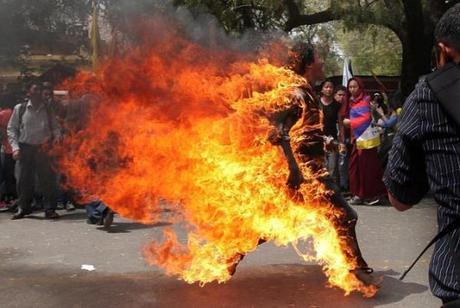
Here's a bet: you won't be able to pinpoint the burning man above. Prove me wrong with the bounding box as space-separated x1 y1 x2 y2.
228 41 374 284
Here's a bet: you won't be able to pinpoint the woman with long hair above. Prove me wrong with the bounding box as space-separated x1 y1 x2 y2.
319 79 341 183
345 78 386 205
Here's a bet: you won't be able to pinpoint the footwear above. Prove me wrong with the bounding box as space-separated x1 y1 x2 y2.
11 208 32 220
364 198 380 206
65 202 76 211
103 210 114 228
44 210 60 219
0 201 9 209
351 267 382 287
56 201 65 210
348 196 364 205
227 253 245 276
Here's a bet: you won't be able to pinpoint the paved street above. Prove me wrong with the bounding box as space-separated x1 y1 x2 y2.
0 199 441 308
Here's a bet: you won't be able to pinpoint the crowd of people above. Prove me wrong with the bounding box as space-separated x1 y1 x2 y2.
0 74 399 222
0 3 458 306
318 77 401 206
0 81 113 225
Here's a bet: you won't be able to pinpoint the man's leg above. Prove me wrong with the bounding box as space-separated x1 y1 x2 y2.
339 144 350 191
3 153 17 200
320 176 370 269
13 145 36 219
36 149 58 218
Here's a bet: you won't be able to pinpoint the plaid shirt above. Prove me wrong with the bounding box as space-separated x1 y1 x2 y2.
384 79 460 301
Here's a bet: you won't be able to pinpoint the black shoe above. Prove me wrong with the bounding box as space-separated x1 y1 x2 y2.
103 210 114 228
44 210 60 219
351 267 382 287
11 208 32 220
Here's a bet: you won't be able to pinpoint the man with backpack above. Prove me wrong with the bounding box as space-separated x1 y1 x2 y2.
7 82 61 220
384 4 460 306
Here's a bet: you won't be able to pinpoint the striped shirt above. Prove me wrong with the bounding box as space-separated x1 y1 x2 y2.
384 79 460 301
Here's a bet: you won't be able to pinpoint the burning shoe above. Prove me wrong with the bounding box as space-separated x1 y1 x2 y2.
351 267 383 287
227 253 245 276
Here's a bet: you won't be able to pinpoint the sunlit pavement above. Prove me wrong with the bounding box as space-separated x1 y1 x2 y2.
0 199 440 307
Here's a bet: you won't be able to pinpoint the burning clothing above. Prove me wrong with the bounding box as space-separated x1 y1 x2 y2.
272 84 369 270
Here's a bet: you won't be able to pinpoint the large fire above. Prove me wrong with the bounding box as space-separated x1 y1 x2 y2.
58 18 377 297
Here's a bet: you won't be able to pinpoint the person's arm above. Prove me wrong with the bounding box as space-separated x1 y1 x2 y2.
7 105 21 157
267 101 304 189
383 85 430 210
388 192 412 211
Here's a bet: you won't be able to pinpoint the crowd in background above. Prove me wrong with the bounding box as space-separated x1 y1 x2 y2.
0 74 402 225
318 77 402 206
0 81 113 225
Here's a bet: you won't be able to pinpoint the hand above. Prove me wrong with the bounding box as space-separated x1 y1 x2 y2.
12 150 20 161
324 137 336 152
268 128 283 145
287 167 304 190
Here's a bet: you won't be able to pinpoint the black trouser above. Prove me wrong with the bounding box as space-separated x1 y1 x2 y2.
442 299 460 307
1 152 16 199
320 176 368 268
17 143 57 212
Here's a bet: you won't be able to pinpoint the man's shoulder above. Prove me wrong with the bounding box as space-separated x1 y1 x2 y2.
405 78 437 108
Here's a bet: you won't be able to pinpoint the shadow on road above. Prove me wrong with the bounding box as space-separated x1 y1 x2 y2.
0 262 428 308
99 221 172 233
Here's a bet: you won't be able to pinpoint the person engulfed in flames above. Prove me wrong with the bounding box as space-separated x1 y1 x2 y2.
228 41 377 286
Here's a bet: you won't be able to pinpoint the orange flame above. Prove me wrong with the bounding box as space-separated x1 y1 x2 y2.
58 20 377 297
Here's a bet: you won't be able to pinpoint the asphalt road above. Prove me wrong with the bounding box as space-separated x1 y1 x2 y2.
0 199 441 308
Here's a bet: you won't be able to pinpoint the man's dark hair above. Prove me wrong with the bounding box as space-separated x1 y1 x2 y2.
334 85 347 94
320 79 335 89
435 3 460 51
42 81 54 91
288 41 315 75
25 81 42 92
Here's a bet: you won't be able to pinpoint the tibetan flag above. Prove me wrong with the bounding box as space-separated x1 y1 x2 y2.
350 96 380 149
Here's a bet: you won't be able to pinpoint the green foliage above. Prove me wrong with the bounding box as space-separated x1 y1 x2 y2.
337 24 402 76
0 0 91 67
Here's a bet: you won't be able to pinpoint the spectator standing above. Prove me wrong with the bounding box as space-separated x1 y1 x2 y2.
0 99 17 205
384 4 460 306
319 80 341 184
345 78 386 205
336 85 351 193
7 82 61 219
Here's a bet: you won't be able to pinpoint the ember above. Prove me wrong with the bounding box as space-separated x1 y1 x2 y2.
57 17 377 297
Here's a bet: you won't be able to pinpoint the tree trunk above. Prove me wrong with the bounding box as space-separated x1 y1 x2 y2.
399 0 433 97
399 33 433 97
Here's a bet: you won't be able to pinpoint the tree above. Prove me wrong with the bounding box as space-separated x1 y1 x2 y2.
280 0 459 96
175 0 460 97
337 24 402 76
0 0 92 67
